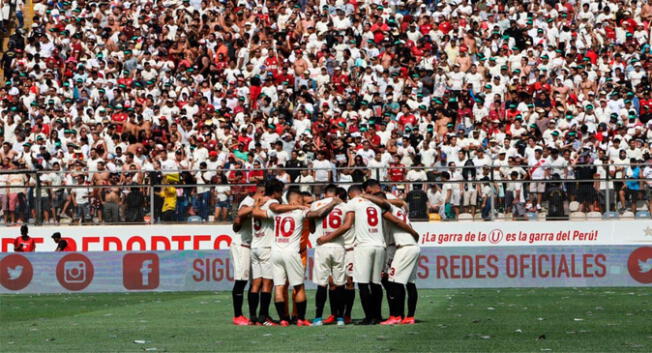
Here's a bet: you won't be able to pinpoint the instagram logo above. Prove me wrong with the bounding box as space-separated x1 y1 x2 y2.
123 253 159 290
63 261 87 283
56 254 94 291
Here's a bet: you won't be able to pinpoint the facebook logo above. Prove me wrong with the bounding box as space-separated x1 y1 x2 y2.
123 254 160 290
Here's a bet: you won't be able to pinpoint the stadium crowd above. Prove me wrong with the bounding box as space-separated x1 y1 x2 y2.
1 0 652 225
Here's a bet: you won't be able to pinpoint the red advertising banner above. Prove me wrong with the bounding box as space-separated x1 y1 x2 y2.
2 221 652 253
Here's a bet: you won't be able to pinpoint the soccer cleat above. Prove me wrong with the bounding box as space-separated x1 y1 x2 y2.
311 318 323 326
279 320 290 327
322 315 336 324
344 316 352 325
232 316 249 326
297 319 311 327
401 317 416 325
336 317 345 326
380 316 402 325
262 319 278 326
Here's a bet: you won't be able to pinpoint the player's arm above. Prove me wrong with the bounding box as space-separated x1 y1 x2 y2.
317 211 354 245
306 198 341 219
233 215 244 232
388 197 407 208
360 193 391 212
251 206 270 219
269 203 308 213
237 205 254 218
383 211 419 241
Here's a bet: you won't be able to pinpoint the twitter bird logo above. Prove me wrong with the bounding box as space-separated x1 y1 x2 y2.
639 259 652 274
7 265 23 280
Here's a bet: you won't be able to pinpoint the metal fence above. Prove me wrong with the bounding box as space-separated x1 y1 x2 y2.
0 163 651 225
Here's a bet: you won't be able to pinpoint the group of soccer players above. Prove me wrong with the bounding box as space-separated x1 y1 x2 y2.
230 179 420 326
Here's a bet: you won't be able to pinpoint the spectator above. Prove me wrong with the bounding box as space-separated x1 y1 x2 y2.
427 184 444 215
14 224 35 252
51 232 70 252
479 177 494 221
296 167 315 194
406 183 428 221
101 174 121 223
71 174 90 224
124 186 145 223
214 173 231 222
506 171 526 220
622 159 643 213
160 174 178 223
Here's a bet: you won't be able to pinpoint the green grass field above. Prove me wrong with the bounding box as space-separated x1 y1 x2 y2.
1 288 651 352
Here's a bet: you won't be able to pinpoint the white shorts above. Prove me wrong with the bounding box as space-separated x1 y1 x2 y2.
384 245 397 273
353 246 385 284
271 249 305 287
451 191 461 206
344 249 354 277
388 245 420 285
251 247 273 280
463 189 477 206
529 181 545 193
313 245 346 287
230 244 251 281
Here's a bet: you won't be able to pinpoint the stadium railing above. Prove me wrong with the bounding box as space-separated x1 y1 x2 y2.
0 163 650 225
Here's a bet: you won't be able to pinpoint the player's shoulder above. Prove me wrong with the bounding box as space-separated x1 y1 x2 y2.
311 197 332 210
264 198 279 206
239 196 255 208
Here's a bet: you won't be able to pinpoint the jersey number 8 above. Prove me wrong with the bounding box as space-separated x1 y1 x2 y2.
366 207 379 226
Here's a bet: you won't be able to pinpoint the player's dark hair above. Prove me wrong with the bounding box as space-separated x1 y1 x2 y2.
52 232 61 239
20 224 28 236
286 188 302 199
348 185 362 195
287 185 301 195
441 171 450 180
324 184 338 195
362 178 380 191
373 191 387 199
265 179 284 196
336 187 348 201
256 181 266 188
300 191 313 198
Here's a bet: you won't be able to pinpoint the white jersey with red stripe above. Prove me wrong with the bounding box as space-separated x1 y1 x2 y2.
233 196 255 246
342 196 385 248
311 197 348 248
271 208 309 252
388 205 417 246
251 198 278 249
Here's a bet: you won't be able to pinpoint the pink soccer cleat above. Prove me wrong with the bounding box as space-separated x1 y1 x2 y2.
401 317 416 325
380 316 403 325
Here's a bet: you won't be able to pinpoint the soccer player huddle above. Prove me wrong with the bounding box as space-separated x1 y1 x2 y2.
230 179 420 327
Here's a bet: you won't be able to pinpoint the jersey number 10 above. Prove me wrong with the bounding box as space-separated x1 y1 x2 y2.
275 216 296 237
